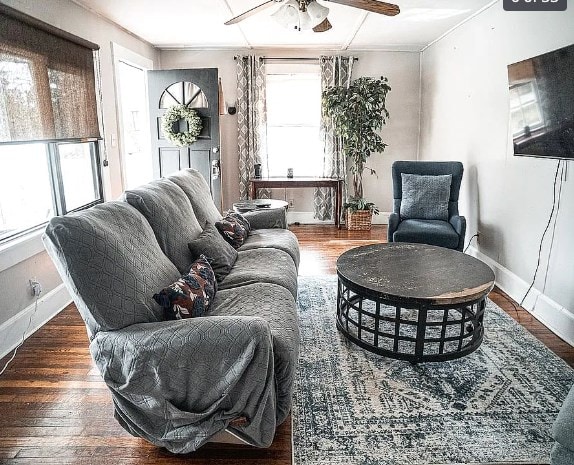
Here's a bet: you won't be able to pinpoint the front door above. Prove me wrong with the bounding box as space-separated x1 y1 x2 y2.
147 68 221 209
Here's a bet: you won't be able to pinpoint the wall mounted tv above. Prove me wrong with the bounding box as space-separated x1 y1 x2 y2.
508 44 574 160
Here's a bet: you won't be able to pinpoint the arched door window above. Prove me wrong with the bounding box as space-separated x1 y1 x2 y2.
159 81 208 109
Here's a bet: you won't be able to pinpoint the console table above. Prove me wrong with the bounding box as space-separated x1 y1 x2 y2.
249 177 344 228
336 243 495 363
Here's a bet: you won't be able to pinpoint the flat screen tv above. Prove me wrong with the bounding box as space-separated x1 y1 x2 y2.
507 44 574 160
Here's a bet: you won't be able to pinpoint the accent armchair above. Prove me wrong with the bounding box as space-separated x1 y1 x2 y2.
388 161 466 251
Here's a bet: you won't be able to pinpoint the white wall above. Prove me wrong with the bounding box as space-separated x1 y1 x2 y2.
0 0 159 358
160 49 421 219
419 2 574 343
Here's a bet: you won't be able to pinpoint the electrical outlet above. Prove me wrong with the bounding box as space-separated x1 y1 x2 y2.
288 199 294 208
29 279 42 297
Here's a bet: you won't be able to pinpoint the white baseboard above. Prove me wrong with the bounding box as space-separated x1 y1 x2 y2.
468 246 574 347
0 283 71 360
287 211 391 225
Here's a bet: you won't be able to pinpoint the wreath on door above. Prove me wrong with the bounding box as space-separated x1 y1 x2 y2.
161 104 203 147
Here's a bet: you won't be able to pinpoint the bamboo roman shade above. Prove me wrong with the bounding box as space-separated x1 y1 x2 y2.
0 9 100 143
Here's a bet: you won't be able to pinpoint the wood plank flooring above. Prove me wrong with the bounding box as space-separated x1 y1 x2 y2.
0 224 572 464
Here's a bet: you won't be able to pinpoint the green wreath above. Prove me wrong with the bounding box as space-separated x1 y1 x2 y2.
161 104 203 147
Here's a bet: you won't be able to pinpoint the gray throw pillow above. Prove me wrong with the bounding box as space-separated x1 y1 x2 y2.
400 173 452 221
188 222 238 282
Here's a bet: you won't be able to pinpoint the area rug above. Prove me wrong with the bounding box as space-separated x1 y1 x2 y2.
293 275 574 465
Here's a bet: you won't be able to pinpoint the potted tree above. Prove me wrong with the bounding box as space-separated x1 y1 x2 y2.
322 76 391 230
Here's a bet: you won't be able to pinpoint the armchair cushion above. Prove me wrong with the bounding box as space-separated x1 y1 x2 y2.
393 219 460 250
242 208 287 229
153 255 217 319
188 222 238 282
400 173 452 221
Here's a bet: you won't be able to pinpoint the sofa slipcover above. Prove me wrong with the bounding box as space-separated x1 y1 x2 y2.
43 170 300 453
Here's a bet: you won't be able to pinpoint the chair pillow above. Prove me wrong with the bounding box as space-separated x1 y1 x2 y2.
188 222 238 283
153 255 216 320
215 212 250 248
400 173 452 221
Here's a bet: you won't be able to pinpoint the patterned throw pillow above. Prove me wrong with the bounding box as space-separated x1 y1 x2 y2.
153 255 216 320
400 173 452 221
215 212 250 248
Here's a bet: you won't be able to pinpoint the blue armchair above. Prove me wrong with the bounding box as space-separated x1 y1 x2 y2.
388 161 466 251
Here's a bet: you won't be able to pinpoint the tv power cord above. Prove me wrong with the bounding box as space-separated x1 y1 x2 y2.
0 280 42 376
519 159 564 309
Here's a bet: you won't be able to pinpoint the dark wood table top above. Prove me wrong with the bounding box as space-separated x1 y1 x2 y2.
337 243 495 306
232 199 288 212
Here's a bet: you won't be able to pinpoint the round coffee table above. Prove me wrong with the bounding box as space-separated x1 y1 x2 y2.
336 243 495 363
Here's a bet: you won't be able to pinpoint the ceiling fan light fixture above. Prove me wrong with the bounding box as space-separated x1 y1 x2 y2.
306 1 329 26
298 9 313 30
271 0 300 29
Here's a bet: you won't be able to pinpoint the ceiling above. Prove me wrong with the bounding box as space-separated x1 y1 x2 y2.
74 0 496 52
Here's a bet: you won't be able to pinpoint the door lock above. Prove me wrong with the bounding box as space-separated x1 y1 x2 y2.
211 159 220 180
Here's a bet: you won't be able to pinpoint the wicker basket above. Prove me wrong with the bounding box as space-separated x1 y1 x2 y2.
345 210 373 230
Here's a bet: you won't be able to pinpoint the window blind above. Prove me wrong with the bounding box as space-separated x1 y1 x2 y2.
0 9 100 143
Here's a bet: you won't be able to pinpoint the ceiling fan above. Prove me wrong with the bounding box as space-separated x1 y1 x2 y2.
224 0 400 33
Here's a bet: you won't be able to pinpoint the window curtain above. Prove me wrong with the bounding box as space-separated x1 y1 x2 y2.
236 55 269 200
313 56 355 221
0 10 100 143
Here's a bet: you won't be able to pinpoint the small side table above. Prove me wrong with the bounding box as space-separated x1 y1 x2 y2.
232 199 288 213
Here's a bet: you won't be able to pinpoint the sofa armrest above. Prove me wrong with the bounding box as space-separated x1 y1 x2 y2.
242 208 287 229
388 212 400 242
90 316 277 453
449 215 466 251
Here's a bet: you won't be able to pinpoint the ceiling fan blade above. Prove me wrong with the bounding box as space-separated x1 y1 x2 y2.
313 18 332 32
325 0 400 16
225 0 283 25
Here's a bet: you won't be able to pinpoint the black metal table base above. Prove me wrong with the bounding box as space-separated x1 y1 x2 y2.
336 277 486 363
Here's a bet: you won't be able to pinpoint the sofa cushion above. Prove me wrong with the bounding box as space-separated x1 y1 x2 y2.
153 255 216 319
188 222 238 282
400 173 452 221
553 383 574 450
219 248 298 299
168 169 222 226
239 229 300 269
43 201 181 334
216 213 249 249
210 282 298 425
124 178 202 274
393 219 460 249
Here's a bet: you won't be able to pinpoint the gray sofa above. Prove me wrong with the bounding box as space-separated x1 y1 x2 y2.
42 169 300 453
552 383 574 464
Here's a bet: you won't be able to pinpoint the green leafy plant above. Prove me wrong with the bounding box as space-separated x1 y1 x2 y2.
344 197 380 215
162 104 203 147
322 76 391 208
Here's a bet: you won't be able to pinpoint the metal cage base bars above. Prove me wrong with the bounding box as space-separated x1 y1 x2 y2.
336 278 486 363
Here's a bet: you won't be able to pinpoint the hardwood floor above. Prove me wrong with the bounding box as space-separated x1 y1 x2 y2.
0 224 572 464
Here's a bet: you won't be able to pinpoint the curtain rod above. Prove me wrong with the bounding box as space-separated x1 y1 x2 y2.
233 56 358 62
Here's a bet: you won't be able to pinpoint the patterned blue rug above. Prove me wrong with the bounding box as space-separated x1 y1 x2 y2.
293 275 574 465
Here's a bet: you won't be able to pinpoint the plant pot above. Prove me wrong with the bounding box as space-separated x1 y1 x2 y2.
346 210 372 231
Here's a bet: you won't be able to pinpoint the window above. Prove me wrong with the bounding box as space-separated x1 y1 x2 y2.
266 65 323 177
509 81 544 137
116 60 152 189
0 5 102 242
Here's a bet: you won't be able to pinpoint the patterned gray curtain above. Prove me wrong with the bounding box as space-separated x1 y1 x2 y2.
236 55 269 200
313 56 355 221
